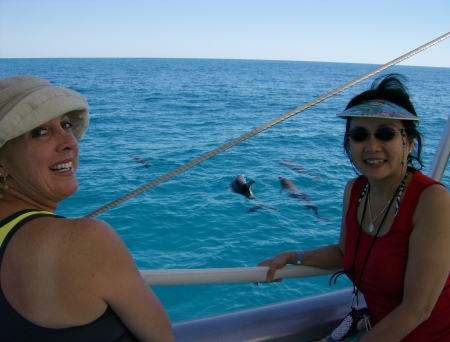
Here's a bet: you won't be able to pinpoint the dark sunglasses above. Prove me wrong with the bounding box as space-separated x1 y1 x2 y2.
346 127 405 142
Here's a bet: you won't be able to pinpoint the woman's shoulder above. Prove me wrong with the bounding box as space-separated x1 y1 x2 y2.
52 217 127 257
412 174 450 228
409 170 448 206
25 215 112 244
24 216 128 270
417 180 449 207
342 177 362 211
39 215 117 238
345 177 358 188
412 169 446 188
344 176 365 194
37 217 138 296
57 216 117 237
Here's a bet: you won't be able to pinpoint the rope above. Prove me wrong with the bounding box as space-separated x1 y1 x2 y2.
85 32 450 218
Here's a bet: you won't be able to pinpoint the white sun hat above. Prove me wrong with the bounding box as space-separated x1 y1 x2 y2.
0 75 89 148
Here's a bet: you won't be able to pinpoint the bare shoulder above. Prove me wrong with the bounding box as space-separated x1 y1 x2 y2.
38 217 123 256
420 182 449 199
343 178 357 203
49 217 143 300
344 178 357 191
415 183 450 216
53 217 135 268
30 216 139 288
8 215 173 339
56 216 117 235
413 183 450 235
342 178 357 216
56 218 174 340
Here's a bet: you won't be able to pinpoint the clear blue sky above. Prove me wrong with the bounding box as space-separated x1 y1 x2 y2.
1 0 449 67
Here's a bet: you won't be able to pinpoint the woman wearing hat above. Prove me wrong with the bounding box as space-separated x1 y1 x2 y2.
0 76 174 341
259 74 450 341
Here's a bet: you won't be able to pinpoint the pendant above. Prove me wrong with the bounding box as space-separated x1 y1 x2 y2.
369 223 374 233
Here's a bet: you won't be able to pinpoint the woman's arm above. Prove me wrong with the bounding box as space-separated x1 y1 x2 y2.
78 218 174 342
258 179 355 282
360 184 450 342
258 245 344 282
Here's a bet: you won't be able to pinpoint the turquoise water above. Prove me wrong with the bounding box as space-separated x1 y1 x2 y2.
1 59 449 322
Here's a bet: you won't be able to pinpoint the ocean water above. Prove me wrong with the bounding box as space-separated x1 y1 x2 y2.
1 59 449 322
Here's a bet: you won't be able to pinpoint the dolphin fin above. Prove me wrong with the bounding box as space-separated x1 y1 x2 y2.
246 180 255 188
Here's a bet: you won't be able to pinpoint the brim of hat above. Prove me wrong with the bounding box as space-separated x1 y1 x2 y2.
0 86 89 148
336 111 420 121
336 100 420 121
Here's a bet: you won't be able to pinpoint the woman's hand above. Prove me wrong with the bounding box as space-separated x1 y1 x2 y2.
257 251 295 282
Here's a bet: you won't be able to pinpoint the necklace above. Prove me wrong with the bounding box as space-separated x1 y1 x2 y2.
329 171 410 308
367 194 390 233
358 172 409 233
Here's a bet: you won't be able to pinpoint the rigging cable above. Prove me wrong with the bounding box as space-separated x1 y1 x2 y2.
85 32 450 218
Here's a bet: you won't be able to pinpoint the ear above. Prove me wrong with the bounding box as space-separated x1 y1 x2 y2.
408 139 415 154
0 159 8 178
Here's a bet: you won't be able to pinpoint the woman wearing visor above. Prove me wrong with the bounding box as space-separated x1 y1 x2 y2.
0 75 174 341
258 74 450 341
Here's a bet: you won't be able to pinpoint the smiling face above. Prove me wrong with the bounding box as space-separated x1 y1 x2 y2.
347 117 413 182
0 115 79 209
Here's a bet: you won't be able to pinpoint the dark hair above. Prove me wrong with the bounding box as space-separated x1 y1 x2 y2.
343 73 423 170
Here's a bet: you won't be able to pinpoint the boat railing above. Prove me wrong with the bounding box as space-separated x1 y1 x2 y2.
140 265 334 286
428 111 450 181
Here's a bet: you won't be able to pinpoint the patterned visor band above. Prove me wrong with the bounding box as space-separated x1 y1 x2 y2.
336 99 419 121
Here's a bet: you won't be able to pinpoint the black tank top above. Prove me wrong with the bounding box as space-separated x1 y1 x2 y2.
0 209 137 342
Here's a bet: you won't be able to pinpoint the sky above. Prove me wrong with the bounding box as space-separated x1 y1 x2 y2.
1 0 449 67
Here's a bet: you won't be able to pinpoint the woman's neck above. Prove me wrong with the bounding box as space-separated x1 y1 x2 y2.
367 170 410 200
0 192 57 216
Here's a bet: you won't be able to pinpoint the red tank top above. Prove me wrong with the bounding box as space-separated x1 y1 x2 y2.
343 170 450 341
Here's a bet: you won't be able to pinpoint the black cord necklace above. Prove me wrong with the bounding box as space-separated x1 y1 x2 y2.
330 172 408 309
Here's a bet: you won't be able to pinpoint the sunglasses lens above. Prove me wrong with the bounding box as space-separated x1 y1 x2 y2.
374 128 396 141
348 129 369 142
348 127 399 142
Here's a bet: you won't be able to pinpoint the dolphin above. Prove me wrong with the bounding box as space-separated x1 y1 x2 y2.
230 174 256 199
131 155 150 168
280 158 321 181
280 158 308 174
279 176 319 217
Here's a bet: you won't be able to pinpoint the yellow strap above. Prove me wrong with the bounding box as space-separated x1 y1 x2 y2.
0 211 54 249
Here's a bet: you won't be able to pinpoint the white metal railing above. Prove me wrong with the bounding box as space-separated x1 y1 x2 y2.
428 114 450 181
140 266 334 286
